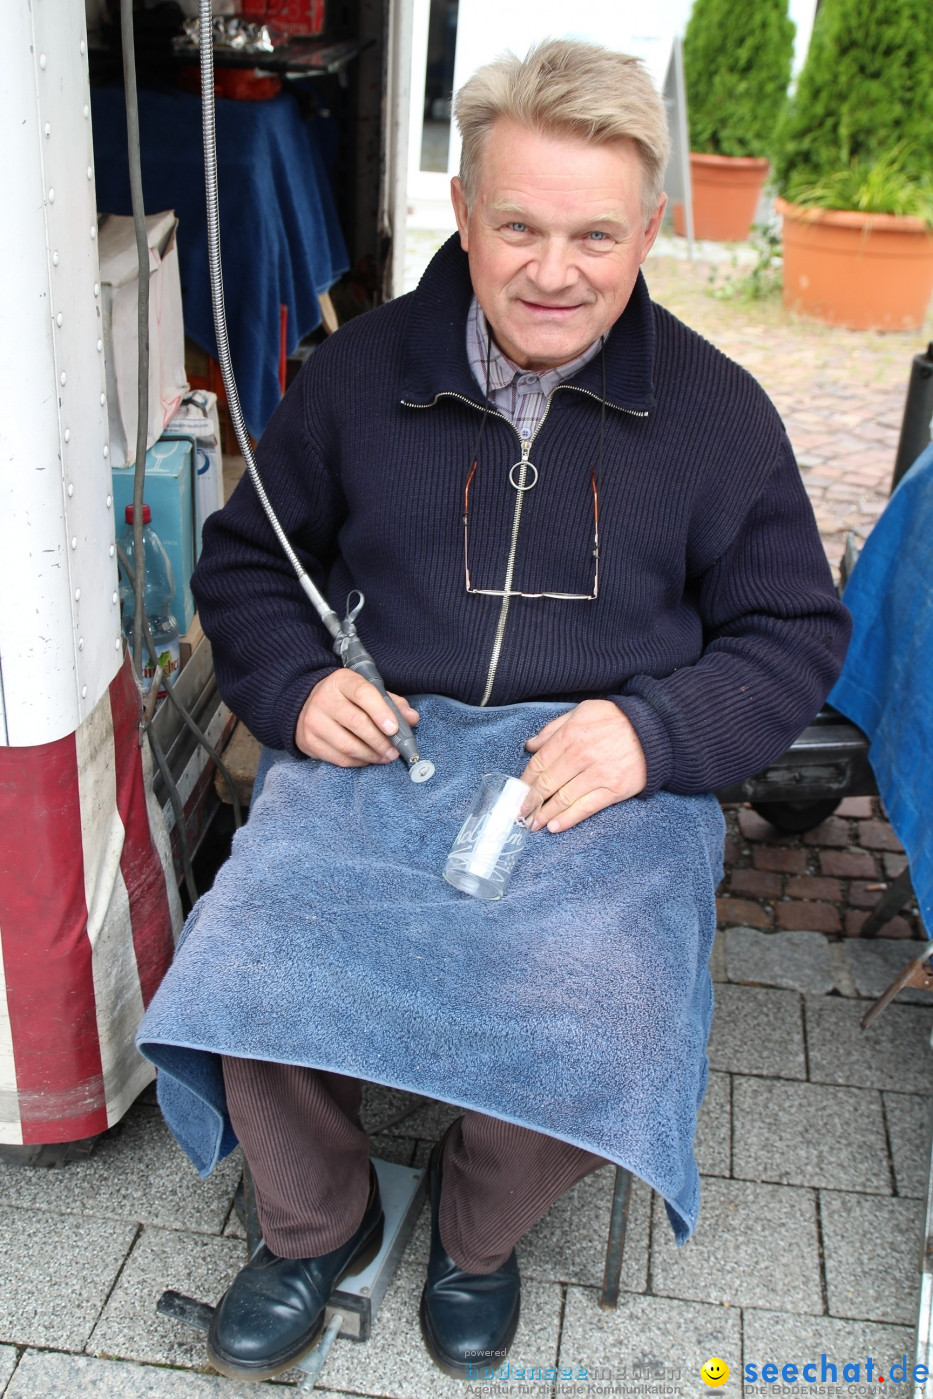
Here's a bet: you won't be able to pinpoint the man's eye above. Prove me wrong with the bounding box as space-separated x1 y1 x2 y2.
587 231 610 241
507 222 528 233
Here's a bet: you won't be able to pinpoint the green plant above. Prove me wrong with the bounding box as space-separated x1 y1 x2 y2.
774 0 933 206
789 144 933 225
707 221 784 302
683 0 795 157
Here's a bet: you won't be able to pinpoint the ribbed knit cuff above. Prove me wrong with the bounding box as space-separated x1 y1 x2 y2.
607 694 674 798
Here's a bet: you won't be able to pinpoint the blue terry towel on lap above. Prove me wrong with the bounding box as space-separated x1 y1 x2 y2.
138 697 724 1243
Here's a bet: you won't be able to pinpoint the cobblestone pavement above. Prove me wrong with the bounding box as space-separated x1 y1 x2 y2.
1 257 930 1398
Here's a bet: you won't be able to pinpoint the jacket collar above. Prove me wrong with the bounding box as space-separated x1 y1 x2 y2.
400 233 657 415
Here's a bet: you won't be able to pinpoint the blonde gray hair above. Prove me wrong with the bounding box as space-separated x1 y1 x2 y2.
454 39 670 225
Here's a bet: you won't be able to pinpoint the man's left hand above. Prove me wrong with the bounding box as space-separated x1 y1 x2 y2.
521 700 647 833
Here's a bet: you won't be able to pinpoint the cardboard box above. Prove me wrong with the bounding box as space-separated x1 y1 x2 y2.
112 437 198 631
163 390 225 541
99 211 189 467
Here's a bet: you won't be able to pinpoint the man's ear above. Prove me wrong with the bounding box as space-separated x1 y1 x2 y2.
451 177 470 251
639 194 667 263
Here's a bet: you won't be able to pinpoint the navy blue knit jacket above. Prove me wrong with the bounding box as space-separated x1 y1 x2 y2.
192 235 851 796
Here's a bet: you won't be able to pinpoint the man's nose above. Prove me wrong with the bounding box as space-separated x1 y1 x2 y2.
528 239 575 292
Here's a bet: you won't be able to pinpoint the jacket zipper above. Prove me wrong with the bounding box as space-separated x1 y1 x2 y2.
400 386 649 706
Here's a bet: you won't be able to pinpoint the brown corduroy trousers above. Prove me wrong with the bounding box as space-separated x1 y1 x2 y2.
222 1056 606 1274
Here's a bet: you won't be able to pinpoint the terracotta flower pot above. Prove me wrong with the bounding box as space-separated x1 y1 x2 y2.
776 197 933 331
673 153 770 242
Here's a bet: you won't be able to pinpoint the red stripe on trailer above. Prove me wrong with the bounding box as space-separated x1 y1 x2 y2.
0 733 107 1143
110 657 175 1007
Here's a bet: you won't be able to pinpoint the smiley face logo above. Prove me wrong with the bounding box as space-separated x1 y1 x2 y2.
701 1357 730 1386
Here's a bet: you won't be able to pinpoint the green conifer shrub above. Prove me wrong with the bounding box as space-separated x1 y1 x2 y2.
683 0 795 157
773 0 933 212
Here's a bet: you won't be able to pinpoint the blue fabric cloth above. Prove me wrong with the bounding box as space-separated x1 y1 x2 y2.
92 85 348 439
138 696 724 1244
829 444 933 935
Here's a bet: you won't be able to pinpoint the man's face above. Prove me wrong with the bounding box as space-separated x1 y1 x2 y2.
451 118 666 371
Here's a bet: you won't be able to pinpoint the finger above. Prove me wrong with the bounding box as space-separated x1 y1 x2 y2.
524 711 571 751
535 776 616 833
520 742 590 808
333 672 405 736
300 708 397 766
387 691 420 725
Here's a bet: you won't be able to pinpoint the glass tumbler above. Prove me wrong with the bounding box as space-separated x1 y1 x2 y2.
443 772 540 901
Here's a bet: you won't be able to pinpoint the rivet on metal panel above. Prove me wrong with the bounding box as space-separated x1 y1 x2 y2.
106 495 112 508
57 313 63 327
44 123 51 138
83 105 90 119
48 188 55 203
97 339 103 352
80 39 86 54
67 484 74 497
39 54 47 69
109 545 115 557
87 167 93 181
60 372 67 385
94 282 100 296
64 428 70 441
52 251 60 265
112 592 118 605
75 589 81 601
78 639 84 651
70 537 77 549
82 686 88 698
100 393 106 406
103 444 109 458
90 225 97 240
115 638 121 649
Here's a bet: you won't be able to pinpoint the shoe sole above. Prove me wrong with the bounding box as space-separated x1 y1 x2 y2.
207 1210 385 1382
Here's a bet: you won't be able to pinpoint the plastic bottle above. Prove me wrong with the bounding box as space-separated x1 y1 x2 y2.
118 504 181 697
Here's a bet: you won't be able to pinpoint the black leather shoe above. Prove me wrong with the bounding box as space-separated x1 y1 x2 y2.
207 1169 384 1381
419 1139 521 1378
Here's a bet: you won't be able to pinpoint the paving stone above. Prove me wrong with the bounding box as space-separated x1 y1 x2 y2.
0 1348 17 1396
4 1350 271 1398
731 868 782 899
321 1257 562 1398
849 880 885 910
836 798 875 818
732 1078 890 1192
0 1206 137 1350
710 929 727 983
0 1103 242 1234
519 1165 651 1291
884 1093 933 1199
885 852 909 879
857 820 904 852
843 940 933 1006
696 1071 731 1177
724 929 836 996
786 875 843 901
87 1226 245 1370
803 817 852 848
651 1178 822 1312
742 1310 914 1388
827 942 858 998
775 900 842 934
558 1289 741 1389
820 849 878 879
359 1086 460 1141
820 1191 924 1324
753 847 807 875
708 985 806 1080
717 897 772 930
806 997 933 1092
846 910 915 939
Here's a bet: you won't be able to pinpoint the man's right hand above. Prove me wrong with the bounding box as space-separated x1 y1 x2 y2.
295 670 420 767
